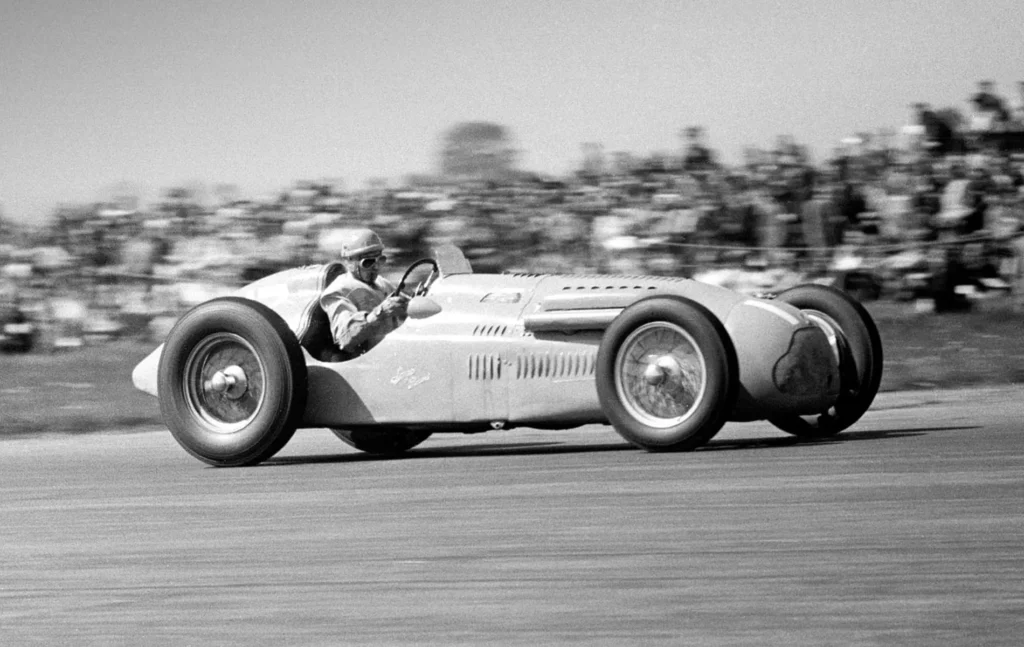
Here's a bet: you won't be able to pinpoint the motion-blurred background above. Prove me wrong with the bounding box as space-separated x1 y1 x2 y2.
2 1 1023 353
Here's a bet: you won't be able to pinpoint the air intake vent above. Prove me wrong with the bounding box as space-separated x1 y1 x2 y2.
468 354 503 380
472 323 512 337
557 275 688 289
515 351 596 380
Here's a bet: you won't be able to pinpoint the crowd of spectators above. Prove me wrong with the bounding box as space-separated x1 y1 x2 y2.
3 82 1024 348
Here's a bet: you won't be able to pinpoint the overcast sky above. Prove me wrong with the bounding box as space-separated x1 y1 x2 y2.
2 0 1021 223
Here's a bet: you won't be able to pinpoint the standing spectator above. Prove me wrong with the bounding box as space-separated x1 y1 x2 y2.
835 176 868 239
911 103 956 156
681 126 716 173
718 174 758 248
751 182 789 264
911 159 944 236
1010 81 1024 127
964 160 995 233
800 174 842 271
937 161 976 231
969 80 1010 131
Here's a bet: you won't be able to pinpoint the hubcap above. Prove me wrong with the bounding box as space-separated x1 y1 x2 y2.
615 322 707 428
206 365 249 399
183 333 265 433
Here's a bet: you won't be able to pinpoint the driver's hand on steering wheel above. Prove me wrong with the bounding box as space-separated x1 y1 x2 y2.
377 294 409 318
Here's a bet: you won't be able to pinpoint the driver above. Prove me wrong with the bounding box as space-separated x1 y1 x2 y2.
319 228 409 359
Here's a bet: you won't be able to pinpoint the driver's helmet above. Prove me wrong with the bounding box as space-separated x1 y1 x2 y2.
341 228 384 259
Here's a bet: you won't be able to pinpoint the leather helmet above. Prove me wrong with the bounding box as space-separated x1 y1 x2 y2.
341 228 384 259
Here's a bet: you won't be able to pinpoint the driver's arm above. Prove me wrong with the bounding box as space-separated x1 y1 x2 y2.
320 283 406 353
320 292 376 352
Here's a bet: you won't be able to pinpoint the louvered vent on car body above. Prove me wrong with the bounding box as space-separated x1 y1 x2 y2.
556 275 688 289
468 354 503 380
515 351 596 380
472 323 512 337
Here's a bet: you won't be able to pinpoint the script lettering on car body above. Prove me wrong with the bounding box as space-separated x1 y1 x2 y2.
390 367 431 390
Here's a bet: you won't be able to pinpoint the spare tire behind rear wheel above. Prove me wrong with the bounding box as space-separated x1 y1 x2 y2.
158 297 307 467
768 284 883 438
331 428 432 455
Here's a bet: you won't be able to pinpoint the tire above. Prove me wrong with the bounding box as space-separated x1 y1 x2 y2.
767 285 883 439
157 297 307 467
331 428 432 455
597 296 738 451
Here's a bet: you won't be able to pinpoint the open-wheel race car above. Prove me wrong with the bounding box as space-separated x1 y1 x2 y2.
132 245 883 467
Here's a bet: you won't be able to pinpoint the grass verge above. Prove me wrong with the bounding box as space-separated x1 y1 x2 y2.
1 340 162 436
868 301 1024 390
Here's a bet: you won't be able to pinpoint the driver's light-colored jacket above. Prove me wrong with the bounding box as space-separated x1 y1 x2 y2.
319 273 404 358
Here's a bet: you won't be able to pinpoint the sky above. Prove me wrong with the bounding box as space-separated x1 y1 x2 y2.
1 0 1021 224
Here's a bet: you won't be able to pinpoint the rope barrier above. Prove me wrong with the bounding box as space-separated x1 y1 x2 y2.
642 231 997 255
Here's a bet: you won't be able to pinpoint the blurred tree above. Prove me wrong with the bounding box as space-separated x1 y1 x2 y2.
213 183 240 207
101 181 142 212
579 142 606 179
610 151 636 176
439 121 518 181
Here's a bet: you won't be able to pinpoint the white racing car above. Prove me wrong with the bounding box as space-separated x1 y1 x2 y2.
133 245 883 466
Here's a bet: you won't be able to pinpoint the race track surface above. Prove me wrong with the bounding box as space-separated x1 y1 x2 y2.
3 387 1023 646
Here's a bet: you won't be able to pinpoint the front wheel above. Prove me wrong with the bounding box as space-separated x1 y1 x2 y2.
768 285 883 438
157 297 307 467
331 427 432 455
597 296 738 451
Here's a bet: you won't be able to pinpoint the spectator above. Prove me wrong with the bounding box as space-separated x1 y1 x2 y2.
936 161 974 230
800 173 843 271
681 127 716 173
1010 81 1024 127
964 159 995 233
969 80 1010 131
911 103 956 156
835 175 868 238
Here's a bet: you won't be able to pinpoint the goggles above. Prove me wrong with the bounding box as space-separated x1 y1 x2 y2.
358 254 386 269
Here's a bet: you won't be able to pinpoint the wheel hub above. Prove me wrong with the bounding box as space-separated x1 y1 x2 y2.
183 332 266 433
206 365 248 400
643 356 683 387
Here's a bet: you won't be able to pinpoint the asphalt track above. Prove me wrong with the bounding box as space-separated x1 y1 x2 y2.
2 387 1023 646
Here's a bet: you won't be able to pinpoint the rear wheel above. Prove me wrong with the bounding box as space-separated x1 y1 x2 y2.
768 285 883 438
331 428 432 455
158 297 307 466
597 296 737 451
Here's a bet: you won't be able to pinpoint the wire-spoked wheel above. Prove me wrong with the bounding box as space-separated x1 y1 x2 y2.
614 321 708 429
158 297 307 467
598 296 737 451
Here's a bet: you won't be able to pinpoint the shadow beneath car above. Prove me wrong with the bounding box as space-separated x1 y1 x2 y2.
795 425 979 443
707 425 984 450
259 425 977 467
261 441 633 466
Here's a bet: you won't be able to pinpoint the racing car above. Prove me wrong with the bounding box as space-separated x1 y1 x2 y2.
132 245 883 466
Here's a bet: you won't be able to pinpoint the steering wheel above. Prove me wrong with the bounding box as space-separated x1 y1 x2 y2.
395 258 440 297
